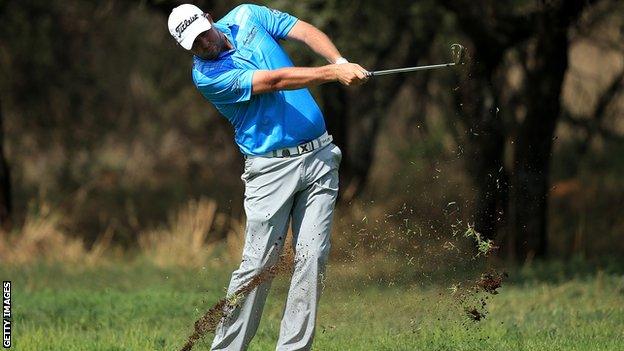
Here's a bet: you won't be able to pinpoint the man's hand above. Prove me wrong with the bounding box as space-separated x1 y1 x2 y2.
331 63 369 86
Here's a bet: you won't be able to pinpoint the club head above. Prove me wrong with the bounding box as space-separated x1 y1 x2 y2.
451 44 466 65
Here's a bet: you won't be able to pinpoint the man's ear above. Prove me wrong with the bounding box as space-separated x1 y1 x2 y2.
203 12 214 23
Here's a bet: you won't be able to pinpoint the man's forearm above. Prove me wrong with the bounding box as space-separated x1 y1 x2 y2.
252 66 337 94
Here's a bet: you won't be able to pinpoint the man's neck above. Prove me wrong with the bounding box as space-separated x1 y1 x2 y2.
225 36 233 50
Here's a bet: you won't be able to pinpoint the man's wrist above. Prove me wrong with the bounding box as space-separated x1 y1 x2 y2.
334 57 348 64
323 65 340 82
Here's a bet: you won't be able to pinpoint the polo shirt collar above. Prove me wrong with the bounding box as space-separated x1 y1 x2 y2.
193 22 236 62
214 22 237 53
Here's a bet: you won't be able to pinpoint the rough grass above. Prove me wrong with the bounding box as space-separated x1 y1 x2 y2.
1 259 623 351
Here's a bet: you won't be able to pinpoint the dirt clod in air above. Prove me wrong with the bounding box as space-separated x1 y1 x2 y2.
476 271 508 295
465 307 486 321
180 250 295 351
451 269 508 323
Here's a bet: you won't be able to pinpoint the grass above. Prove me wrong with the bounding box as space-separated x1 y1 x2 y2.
2 258 623 351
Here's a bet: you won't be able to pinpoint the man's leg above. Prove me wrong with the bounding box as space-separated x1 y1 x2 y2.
211 157 301 351
276 144 341 351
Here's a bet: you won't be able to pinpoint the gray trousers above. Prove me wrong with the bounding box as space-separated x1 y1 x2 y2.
210 142 342 351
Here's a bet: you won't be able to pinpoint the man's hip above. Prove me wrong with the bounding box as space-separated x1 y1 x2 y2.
245 131 334 160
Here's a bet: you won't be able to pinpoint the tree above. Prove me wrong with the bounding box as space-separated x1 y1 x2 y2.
440 0 535 248
510 0 599 259
0 98 11 230
443 0 599 260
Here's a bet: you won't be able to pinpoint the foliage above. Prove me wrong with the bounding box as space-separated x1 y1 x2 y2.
0 0 622 259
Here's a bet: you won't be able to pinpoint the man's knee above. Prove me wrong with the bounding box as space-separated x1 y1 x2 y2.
295 243 330 265
233 248 283 280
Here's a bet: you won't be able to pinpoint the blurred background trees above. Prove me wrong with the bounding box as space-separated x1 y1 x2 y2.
0 0 622 262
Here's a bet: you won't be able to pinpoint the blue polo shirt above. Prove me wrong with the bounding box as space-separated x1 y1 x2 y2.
192 4 327 155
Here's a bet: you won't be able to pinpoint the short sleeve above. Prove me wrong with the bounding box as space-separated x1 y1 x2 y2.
246 4 298 40
193 68 254 105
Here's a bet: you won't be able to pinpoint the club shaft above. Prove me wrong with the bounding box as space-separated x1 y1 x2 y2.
370 62 456 76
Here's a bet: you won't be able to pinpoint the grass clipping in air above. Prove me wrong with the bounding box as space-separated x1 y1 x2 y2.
180 250 295 351
463 224 497 258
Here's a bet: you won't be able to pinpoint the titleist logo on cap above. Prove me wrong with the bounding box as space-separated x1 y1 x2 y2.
175 14 199 38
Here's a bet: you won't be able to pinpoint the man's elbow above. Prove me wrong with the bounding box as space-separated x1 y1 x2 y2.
252 71 283 95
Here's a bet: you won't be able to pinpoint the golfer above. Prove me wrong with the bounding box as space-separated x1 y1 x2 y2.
168 4 368 350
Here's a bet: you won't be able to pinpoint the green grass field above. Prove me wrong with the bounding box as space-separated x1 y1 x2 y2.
2 258 624 350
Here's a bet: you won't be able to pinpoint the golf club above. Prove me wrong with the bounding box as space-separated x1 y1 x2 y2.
367 43 466 77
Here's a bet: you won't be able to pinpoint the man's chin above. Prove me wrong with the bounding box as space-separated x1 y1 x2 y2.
197 53 218 60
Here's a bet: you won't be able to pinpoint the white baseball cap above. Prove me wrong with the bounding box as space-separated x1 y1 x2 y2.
168 4 212 50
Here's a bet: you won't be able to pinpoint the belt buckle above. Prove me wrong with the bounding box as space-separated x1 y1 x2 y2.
297 142 312 154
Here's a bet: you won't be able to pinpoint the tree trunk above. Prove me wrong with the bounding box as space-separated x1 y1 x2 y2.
459 83 511 253
0 98 12 230
453 46 509 242
471 111 509 242
440 0 537 252
511 1 589 260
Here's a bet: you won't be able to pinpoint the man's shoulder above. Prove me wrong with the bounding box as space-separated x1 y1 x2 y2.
220 4 261 25
192 58 232 86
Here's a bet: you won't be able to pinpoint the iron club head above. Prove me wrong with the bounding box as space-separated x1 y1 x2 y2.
451 44 466 65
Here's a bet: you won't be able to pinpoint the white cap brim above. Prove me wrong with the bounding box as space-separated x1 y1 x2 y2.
180 20 212 50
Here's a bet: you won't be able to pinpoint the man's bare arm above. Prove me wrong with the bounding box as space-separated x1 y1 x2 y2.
251 63 368 95
285 20 342 64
